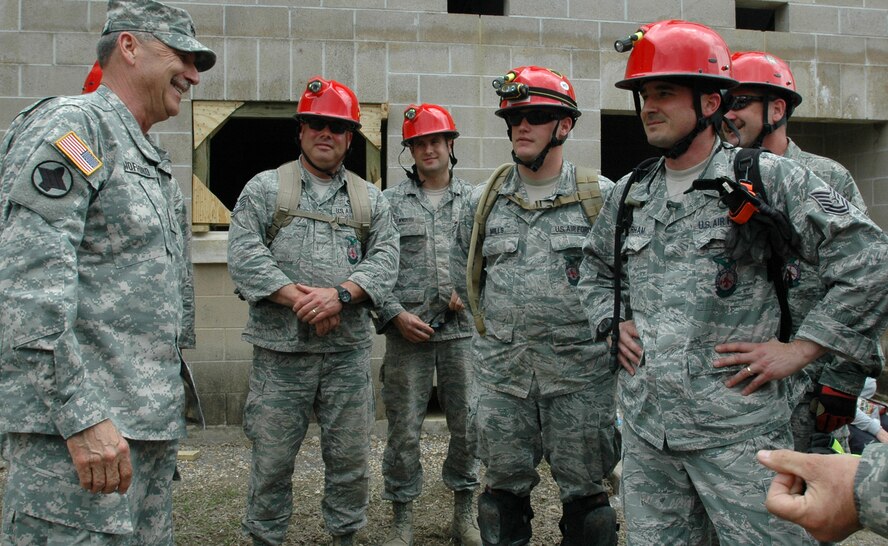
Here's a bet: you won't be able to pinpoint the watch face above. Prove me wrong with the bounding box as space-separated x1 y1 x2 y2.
338 286 351 303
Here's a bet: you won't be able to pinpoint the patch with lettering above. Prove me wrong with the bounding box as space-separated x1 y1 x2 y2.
552 225 590 235
488 226 506 236
784 258 802 289
810 188 850 215
123 160 151 177
564 256 581 286
32 161 73 197
698 216 729 230
396 216 417 225
54 131 101 176
345 235 360 264
713 256 738 298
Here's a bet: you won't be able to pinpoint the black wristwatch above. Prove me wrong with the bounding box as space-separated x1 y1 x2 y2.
336 285 352 304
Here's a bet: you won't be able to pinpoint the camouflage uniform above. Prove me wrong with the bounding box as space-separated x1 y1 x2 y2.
376 176 479 503
228 160 398 543
781 138 877 453
451 161 618 503
0 85 199 542
578 143 888 544
855 442 888 538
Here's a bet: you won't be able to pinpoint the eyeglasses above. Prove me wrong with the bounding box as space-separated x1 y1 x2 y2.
503 110 563 127
729 95 766 111
304 118 352 135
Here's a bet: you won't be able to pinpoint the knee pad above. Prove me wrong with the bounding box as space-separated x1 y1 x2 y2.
477 489 533 546
559 493 618 546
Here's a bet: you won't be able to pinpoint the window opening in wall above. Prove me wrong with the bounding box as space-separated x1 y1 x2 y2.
448 0 505 16
735 2 787 32
600 113 659 183
191 101 386 231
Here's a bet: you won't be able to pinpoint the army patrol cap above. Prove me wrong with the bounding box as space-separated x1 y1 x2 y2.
102 0 216 72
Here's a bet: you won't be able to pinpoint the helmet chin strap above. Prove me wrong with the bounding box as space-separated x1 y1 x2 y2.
635 87 719 160
507 123 566 172
751 96 788 149
399 141 460 186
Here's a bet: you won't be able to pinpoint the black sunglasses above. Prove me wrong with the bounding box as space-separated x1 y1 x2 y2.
729 95 766 111
503 110 563 127
304 118 352 135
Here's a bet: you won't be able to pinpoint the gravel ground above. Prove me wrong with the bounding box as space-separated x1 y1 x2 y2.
1 425 887 546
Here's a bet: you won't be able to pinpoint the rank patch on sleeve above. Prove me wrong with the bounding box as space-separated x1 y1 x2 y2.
54 131 102 176
810 188 850 215
32 160 73 197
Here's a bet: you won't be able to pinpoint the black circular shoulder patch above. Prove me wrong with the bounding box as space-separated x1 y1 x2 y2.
32 160 73 198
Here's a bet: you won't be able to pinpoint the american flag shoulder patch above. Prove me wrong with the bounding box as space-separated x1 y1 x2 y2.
810 187 850 216
54 131 102 176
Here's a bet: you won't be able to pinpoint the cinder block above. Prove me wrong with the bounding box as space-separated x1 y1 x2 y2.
197 392 227 425
196 295 250 328
23 0 88 32
599 51 634 112
0 32 53 65
866 65 888 120
226 5 290 38
681 0 733 29
841 64 866 119
224 329 253 361
814 63 842 119
478 15 540 47
720 29 766 55
511 47 572 76
0 0 18 31
291 41 325 89
259 39 291 101
788 61 816 119
387 0 445 11
355 9 416 42
225 391 248 426
388 73 419 105
867 36 888 65
540 18 598 50
508 0 568 18
0 64 17 96
627 0 681 25
419 12 481 45
420 74 481 107
195 263 238 298
761 31 816 62
355 42 387 102
841 8 888 37
451 44 510 77
571 50 600 81
54 33 98 65
226 38 258 101
389 42 450 75
788 5 840 35
181 4 224 37
569 0 625 22
816 35 866 65
324 41 356 88
190 37 225 100
21 65 85 97
183 329 226 364
290 7 354 41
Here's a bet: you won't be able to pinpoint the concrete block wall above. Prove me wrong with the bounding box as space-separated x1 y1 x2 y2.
1 0 888 424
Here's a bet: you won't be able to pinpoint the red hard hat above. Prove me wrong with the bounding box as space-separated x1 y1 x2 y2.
494 66 581 119
615 20 737 91
730 51 802 108
401 104 459 146
296 76 361 129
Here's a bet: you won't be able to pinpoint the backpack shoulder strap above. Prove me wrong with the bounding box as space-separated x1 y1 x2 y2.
466 162 513 335
566 166 603 226
733 147 767 200
265 160 302 246
344 170 372 243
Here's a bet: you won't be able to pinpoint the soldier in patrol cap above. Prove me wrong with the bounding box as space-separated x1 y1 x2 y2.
228 77 399 546
451 66 618 546
579 19 888 544
0 0 214 543
376 104 481 546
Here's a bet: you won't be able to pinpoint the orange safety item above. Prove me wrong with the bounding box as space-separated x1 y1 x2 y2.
729 182 759 224
81 60 102 94
615 20 736 91
730 51 802 108
401 103 459 146
493 65 581 119
296 76 361 129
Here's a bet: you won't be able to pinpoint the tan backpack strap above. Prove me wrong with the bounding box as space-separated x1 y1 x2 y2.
344 170 372 243
265 160 302 246
466 163 513 336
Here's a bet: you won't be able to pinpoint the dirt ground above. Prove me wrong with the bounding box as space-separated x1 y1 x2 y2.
1 425 888 546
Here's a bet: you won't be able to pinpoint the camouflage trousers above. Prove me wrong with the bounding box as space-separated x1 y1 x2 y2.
380 334 480 502
241 346 374 544
620 423 814 545
475 378 618 503
1 432 178 545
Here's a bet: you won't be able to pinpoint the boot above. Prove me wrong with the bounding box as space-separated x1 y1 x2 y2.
331 532 355 546
451 490 482 546
382 501 413 546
